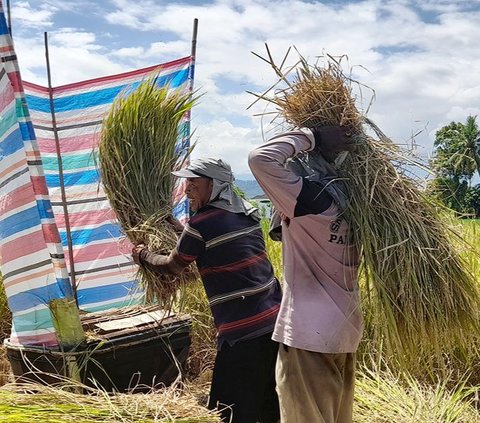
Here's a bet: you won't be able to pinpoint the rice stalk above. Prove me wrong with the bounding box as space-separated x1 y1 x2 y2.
0 275 11 342
354 364 480 422
175 280 216 380
99 76 197 304
0 379 220 422
250 46 480 367
0 345 12 387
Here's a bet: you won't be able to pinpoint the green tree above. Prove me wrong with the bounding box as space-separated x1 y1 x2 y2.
432 115 480 183
426 176 468 212
429 116 480 216
464 184 480 218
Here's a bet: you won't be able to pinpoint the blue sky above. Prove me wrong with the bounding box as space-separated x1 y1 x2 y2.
9 0 480 179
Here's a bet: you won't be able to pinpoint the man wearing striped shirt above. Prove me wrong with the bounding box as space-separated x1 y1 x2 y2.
132 158 281 423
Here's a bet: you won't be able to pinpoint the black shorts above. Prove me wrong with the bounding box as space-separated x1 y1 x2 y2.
208 332 280 423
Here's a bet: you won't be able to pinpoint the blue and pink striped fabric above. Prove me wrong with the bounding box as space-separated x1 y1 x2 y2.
23 60 193 314
0 1 193 346
0 2 71 346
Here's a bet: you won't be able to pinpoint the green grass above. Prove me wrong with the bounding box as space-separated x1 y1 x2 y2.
358 216 480 384
354 365 480 423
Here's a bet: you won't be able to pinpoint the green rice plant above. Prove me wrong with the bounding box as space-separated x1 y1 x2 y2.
174 280 216 380
260 219 283 281
356 217 480 386
354 364 480 423
0 275 11 341
345 130 480 371
458 219 480 280
251 46 480 369
0 274 13 387
99 76 197 304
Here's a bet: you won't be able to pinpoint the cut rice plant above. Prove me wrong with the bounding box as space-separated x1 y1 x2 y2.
176 280 217 380
99 76 197 304
250 46 480 367
0 380 220 422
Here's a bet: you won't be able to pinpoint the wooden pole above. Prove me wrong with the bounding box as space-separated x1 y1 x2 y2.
44 32 78 303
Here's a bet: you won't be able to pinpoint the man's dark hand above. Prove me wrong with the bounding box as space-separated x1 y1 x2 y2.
132 243 146 265
167 215 184 233
311 126 356 155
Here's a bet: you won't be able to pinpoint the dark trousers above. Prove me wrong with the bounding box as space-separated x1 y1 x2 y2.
208 332 280 423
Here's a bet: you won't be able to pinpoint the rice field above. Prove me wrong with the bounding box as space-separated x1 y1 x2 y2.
0 219 479 421
357 217 480 385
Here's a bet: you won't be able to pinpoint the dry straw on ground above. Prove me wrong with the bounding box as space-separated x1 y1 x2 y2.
0 379 220 422
99 76 197 305
250 45 480 368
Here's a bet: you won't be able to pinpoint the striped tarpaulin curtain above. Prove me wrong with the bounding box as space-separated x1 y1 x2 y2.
0 1 194 347
23 58 193 315
0 2 71 346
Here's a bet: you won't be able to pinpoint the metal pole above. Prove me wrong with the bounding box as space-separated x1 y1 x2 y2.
44 32 78 303
6 0 12 36
189 18 198 88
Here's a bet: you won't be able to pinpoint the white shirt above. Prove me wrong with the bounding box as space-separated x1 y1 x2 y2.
248 131 363 353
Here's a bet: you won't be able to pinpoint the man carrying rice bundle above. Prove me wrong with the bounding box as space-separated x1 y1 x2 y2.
132 158 281 423
249 126 360 423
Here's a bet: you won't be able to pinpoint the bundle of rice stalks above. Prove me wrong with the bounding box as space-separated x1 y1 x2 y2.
99 77 197 304
250 46 480 366
0 380 220 422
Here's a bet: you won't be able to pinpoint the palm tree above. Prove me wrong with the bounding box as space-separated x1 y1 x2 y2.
433 115 480 185
463 115 480 178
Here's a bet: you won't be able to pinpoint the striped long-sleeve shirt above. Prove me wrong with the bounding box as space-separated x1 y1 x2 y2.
174 206 281 349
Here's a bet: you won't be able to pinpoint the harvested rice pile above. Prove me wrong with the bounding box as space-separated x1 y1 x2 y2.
0 381 220 422
251 47 480 363
99 77 197 304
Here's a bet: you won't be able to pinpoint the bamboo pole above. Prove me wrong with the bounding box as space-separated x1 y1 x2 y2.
49 298 86 349
49 297 85 390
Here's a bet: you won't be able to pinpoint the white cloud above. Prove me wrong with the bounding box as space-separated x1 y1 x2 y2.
144 41 191 61
11 1 57 28
14 36 124 86
9 0 480 178
50 29 99 49
111 46 145 58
